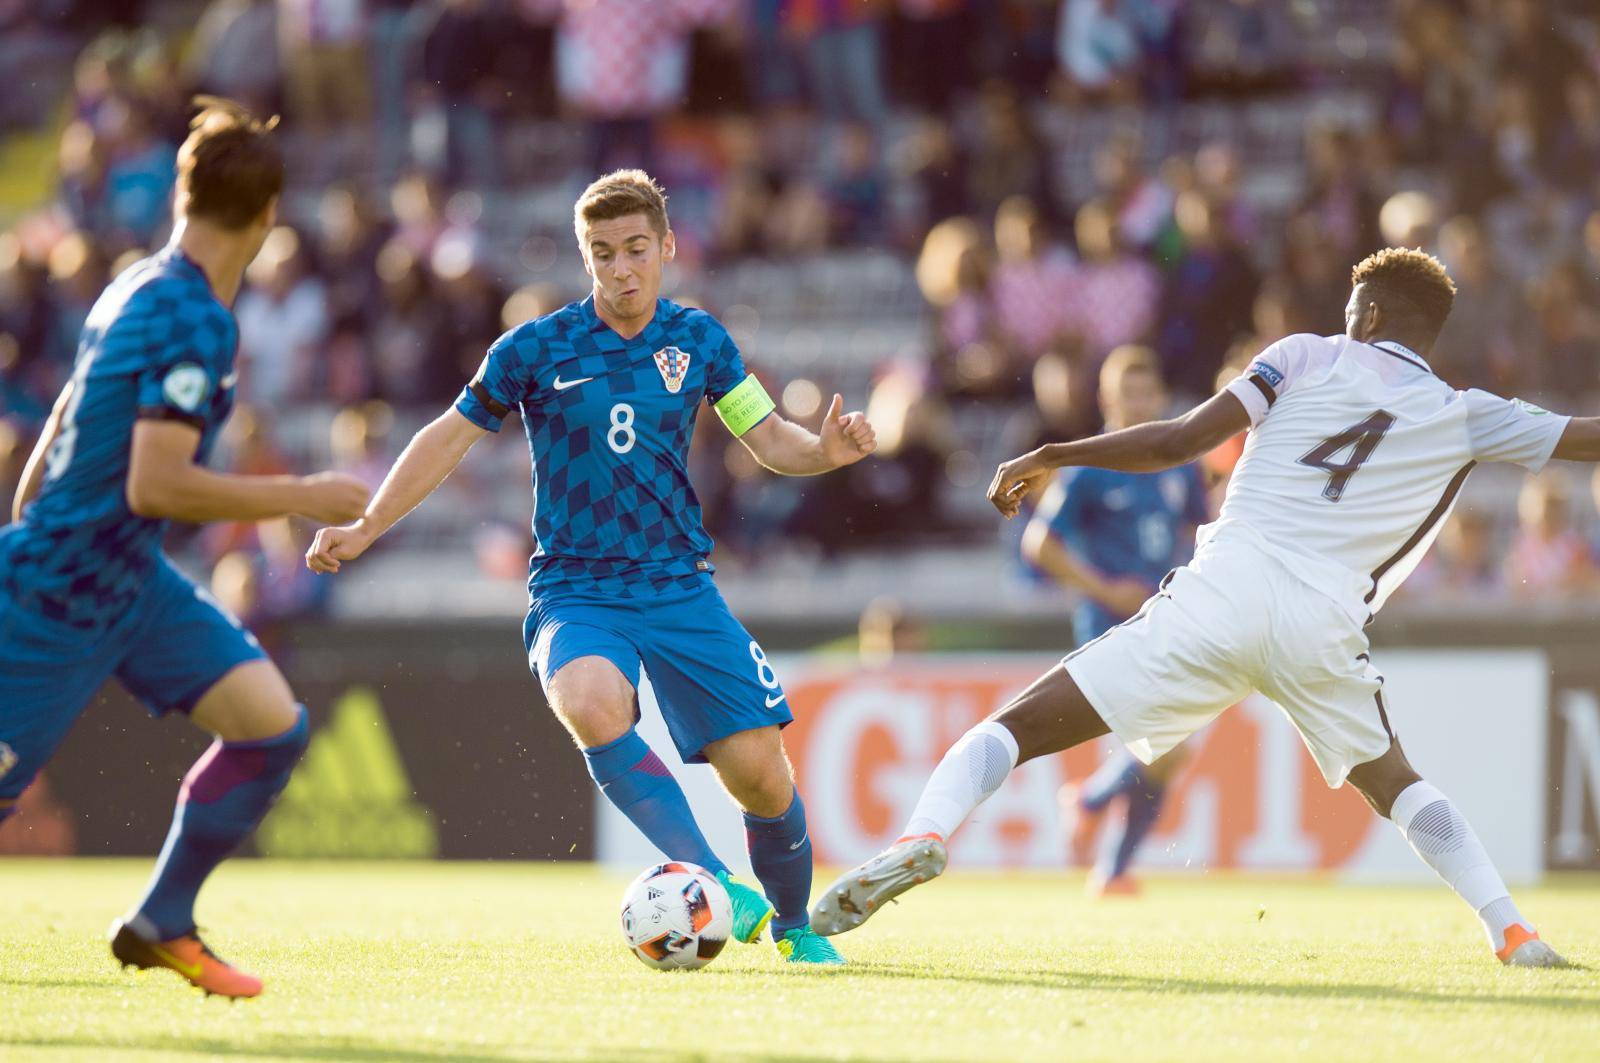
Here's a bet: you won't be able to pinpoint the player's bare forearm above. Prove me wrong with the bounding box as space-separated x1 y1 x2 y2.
1048 392 1250 473
740 416 834 475
739 394 876 475
12 384 70 522
989 392 1249 517
127 419 370 524
305 408 483 574
352 408 484 540
135 467 316 522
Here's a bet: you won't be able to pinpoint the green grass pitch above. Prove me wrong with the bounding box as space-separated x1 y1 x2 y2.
3 860 1597 1062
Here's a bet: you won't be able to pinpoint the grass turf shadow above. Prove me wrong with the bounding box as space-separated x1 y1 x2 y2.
1 1036 911 1063
816 959 1600 1012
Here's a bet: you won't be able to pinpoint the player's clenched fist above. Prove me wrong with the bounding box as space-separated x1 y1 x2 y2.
293 472 371 524
819 393 877 467
305 521 376 574
987 448 1055 519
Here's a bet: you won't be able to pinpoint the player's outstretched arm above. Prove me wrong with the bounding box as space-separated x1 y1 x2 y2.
126 419 371 524
738 393 876 475
306 407 486 574
989 390 1250 518
1551 417 1600 462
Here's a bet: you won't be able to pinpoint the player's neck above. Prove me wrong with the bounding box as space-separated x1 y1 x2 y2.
592 292 655 340
171 220 254 306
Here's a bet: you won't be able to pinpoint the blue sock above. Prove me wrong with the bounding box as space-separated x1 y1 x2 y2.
584 728 728 876
743 792 812 938
1080 753 1145 813
133 705 309 939
1107 779 1167 879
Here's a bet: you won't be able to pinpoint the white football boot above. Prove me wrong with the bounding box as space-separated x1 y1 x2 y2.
809 834 948 937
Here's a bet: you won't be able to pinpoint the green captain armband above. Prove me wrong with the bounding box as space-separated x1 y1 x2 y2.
714 375 776 436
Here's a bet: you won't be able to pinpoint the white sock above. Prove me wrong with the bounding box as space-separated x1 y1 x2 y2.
901 721 1020 842
1390 781 1532 951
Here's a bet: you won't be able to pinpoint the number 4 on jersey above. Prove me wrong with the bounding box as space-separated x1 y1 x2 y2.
1298 411 1396 502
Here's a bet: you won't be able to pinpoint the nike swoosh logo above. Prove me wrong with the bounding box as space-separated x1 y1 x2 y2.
765 693 786 708
149 943 204 980
219 372 238 389
553 375 594 391
788 833 808 851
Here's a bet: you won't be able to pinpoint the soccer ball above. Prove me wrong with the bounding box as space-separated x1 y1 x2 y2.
620 861 733 971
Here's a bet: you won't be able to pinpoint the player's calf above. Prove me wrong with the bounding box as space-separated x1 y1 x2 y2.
704 726 825 949
584 727 731 876
129 701 309 942
554 656 733 876
1349 745 1567 967
740 792 820 946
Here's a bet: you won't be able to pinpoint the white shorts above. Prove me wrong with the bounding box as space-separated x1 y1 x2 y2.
1063 536 1392 787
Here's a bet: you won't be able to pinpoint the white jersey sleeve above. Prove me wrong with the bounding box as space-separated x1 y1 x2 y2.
1463 390 1570 473
1222 334 1332 427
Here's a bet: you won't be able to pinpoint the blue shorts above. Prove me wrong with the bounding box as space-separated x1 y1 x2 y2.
0 556 266 801
524 576 791 764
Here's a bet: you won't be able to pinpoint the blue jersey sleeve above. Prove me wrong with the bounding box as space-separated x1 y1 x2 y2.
702 315 747 405
457 328 536 432
1039 468 1094 550
132 303 232 430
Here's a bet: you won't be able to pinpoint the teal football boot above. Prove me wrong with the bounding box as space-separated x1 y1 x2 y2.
777 925 846 965
716 870 775 944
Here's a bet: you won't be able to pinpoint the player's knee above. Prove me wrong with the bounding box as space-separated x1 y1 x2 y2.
192 660 301 742
711 746 794 817
1347 743 1420 819
547 657 640 747
726 771 793 819
560 701 634 748
990 665 1107 764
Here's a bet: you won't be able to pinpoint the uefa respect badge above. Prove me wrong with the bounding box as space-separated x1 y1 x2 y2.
162 362 211 412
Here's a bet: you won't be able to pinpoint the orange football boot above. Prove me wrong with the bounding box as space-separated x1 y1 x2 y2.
1496 924 1568 967
1086 871 1141 898
109 918 263 998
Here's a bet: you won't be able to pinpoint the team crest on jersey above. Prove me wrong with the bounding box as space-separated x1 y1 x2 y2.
0 741 15 781
653 347 691 393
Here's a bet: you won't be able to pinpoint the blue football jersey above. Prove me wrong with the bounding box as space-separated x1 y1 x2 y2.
1037 463 1209 642
0 248 238 630
455 295 762 598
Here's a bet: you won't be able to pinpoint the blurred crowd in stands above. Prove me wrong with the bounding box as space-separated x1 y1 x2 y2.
2 0 1600 624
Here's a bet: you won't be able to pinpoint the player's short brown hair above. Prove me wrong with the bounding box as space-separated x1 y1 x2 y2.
1350 247 1457 338
1100 344 1164 392
574 169 670 243
176 96 283 230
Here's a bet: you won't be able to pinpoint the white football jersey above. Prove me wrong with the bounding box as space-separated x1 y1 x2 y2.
1209 333 1570 621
